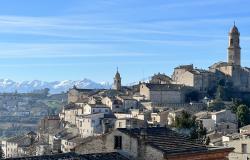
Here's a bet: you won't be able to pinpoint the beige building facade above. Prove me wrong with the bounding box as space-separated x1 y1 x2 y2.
139 83 186 104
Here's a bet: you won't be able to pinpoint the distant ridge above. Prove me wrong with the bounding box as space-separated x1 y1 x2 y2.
0 79 111 94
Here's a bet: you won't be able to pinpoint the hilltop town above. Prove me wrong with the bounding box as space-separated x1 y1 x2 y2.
1 24 250 160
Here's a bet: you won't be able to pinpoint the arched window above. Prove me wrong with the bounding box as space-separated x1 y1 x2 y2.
230 39 233 46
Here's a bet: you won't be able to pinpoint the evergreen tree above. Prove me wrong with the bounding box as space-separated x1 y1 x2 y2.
236 104 249 127
174 111 207 142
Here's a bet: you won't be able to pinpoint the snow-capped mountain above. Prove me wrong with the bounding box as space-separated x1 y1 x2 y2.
0 79 111 94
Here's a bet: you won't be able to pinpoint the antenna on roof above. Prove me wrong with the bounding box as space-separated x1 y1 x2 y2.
142 69 145 82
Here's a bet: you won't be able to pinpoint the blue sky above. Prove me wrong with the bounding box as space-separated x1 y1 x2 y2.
0 0 250 84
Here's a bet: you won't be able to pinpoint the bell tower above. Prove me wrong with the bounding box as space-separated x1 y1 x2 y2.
228 22 241 66
113 67 121 91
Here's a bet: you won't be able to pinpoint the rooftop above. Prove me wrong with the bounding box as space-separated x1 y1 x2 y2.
118 127 208 156
86 104 110 108
209 61 231 69
143 83 185 91
5 152 129 160
117 95 134 100
240 125 250 130
7 135 32 147
64 103 82 110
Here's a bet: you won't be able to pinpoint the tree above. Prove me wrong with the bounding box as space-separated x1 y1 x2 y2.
174 111 207 142
218 79 226 86
174 111 196 129
205 136 210 145
208 100 225 112
215 85 225 101
230 98 242 113
236 104 249 127
186 91 200 102
214 79 235 101
190 122 207 142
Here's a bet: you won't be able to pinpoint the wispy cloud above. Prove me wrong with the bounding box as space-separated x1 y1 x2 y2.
0 15 247 39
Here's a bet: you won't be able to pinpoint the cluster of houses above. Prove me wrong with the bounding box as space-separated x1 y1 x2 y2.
0 69 235 160
2 24 250 160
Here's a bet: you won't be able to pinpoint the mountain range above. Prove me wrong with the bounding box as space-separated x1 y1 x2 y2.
0 79 112 94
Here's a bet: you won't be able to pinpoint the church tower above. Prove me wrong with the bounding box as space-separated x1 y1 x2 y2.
113 68 121 91
228 23 241 66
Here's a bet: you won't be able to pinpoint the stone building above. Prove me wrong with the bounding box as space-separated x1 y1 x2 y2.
148 111 168 127
113 68 122 91
115 118 145 129
170 24 250 93
2 131 37 158
167 109 185 126
116 95 138 111
209 24 250 92
76 113 116 138
172 64 215 92
240 125 250 133
101 96 123 113
68 86 99 103
139 83 186 104
211 109 238 135
83 104 111 115
59 103 83 125
75 127 233 160
150 73 172 84
38 115 62 134
223 133 250 160
211 109 237 124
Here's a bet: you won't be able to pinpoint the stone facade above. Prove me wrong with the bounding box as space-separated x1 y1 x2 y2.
223 134 250 160
114 118 145 129
170 24 250 93
228 24 241 66
117 95 138 111
2 132 37 158
149 111 168 127
75 128 233 160
68 86 97 103
139 83 186 104
209 25 250 92
113 69 122 91
76 113 105 138
101 97 123 113
150 73 172 84
172 64 215 92
38 115 61 133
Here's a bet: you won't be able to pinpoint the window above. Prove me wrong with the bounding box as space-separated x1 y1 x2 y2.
80 121 82 127
114 136 122 149
230 39 233 46
105 109 108 112
118 122 122 127
242 144 247 154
